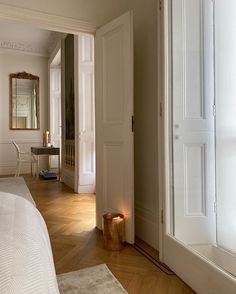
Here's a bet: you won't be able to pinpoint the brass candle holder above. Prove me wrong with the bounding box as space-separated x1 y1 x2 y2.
43 131 51 147
103 213 125 251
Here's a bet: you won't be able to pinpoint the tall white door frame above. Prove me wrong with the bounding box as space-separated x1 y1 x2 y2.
158 0 236 292
49 45 62 169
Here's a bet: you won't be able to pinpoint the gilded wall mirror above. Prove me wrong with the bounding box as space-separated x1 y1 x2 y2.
10 72 40 130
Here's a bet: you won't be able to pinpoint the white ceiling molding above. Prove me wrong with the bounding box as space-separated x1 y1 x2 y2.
0 39 49 57
0 3 97 34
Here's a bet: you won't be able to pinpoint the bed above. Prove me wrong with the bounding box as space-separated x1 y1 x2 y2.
0 177 36 206
0 192 59 294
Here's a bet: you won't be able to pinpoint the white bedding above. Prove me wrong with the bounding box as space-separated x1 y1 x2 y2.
0 177 36 206
0 192 59 294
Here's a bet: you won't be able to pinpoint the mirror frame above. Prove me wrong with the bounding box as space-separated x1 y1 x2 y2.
9 71 40 130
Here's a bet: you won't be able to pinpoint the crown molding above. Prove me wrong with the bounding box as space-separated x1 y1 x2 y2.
0 3 96 34
0 48 48 58
0 39 49 57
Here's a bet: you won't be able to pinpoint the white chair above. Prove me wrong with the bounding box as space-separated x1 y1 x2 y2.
12 141 37 178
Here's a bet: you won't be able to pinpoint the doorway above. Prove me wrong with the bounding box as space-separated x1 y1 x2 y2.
50 33 96 201
0 6 135 244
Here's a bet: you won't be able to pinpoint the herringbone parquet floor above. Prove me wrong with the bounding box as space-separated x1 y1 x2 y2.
24 176 195 294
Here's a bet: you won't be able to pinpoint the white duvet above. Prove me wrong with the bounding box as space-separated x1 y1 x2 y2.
0 192 59 294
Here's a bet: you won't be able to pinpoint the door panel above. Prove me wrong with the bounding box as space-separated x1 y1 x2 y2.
50 68 61 168
78 33 95 193
172 0 216 244
95 11 134 243
174 134 215 243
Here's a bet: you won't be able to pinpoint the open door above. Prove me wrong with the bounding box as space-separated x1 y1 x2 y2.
74 33 96 194
50 67 61 169
95 11 134 244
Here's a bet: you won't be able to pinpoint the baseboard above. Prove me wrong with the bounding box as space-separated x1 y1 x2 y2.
135 213 159 251
78 184 95 194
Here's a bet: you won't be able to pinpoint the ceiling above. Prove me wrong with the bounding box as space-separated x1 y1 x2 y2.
0 19 65 56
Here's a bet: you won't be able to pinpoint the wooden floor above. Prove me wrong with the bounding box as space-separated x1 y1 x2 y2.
24 175 195 294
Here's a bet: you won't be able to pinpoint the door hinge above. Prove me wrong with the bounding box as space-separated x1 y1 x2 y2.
159 0 162 11
160 102 163 117
213 104 216 117
161 209 164 224
132 115 134 132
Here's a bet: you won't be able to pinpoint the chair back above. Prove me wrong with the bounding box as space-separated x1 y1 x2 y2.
12 141 20 159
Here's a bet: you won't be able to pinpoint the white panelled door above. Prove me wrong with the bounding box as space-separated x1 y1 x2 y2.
78 33 95 194
50 68 61 169
95 11 134 243
172 0 216 244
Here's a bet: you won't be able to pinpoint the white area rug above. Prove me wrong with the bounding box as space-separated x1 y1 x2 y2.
0 177 35 206
57 264 127 294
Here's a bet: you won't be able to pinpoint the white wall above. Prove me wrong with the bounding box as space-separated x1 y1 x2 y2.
128 0 159 250
215 0 236 253
0 51 48 175
0 0 128 27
